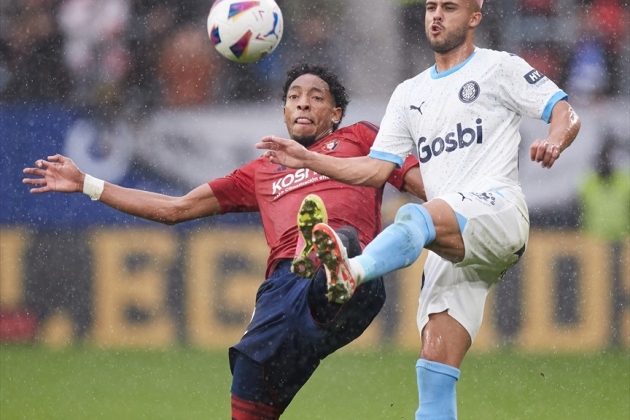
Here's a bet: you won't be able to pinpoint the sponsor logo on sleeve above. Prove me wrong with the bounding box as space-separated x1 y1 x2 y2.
524 69 546 84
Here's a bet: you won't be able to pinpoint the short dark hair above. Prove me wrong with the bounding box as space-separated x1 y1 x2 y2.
282 63 350 131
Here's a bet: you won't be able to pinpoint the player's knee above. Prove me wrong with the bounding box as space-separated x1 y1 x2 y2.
395 203 430 224
393 203 436 250
420 314 471 367
395 203 415 220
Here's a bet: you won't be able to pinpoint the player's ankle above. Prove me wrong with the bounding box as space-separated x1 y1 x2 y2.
348 258 366 284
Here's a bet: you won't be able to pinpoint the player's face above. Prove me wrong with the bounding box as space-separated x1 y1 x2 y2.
425 0 478 53
283 74 342 146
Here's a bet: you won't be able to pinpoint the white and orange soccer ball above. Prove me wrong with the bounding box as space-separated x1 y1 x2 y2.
207 0 284 63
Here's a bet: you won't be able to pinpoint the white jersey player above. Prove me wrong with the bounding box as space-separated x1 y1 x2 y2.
370 45 569 353
373 47 568 201
256 1 581 419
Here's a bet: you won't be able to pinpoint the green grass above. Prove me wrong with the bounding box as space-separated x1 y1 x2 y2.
1 346 628 419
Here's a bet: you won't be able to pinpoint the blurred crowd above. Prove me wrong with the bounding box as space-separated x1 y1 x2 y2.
0 0 345 118
514 0 629 100
1 0 628 117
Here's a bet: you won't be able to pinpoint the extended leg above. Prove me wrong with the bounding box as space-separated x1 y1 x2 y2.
231 352 283 419
355 203 436 280
231 339 322 417
415 311 471 420
313 203 436 303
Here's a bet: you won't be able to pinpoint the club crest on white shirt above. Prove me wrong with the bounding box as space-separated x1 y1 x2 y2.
459 81 480 103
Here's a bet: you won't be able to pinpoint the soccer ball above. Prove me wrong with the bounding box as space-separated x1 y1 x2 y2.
207 0 284 64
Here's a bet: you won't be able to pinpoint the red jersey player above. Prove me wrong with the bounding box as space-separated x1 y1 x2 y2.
23 63 423 419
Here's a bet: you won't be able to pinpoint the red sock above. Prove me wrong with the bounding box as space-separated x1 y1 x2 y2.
231 394 282 420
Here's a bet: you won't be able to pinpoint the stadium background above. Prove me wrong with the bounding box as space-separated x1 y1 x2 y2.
1 0 629 419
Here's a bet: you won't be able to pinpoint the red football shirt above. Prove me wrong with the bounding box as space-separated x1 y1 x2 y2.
209 121 419 277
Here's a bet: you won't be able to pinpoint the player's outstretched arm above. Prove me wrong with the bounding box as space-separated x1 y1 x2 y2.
23 154 84 194
530 101 581 169
256 135 396 187
23 154 222 225
401 166 427 202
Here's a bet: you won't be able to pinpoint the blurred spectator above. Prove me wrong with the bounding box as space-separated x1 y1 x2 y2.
395 0 431 81
578 136 630 243
210 0 347 103
589 0 629 96
276 0 345 86
566 0 629 98
125 0 179 113
519 42 567 87
0 0 72 102
157 23 216 107
126 0 210 112
58 0 132 110
0 0 626 107
566 2 609 98
519 0 556 16
212 59 274 103
578 133 630 347
475 0 502 49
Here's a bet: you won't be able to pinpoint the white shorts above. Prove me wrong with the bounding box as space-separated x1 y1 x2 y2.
417 188 530 342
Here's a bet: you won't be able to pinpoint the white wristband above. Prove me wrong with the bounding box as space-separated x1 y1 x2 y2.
83 174 104 201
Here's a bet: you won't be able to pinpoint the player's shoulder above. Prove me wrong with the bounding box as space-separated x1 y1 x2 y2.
474 48 541 82
335 121 379 138
241 155 269 173
401 68 432 88
329 121 379 151
477 48 532 68
475 47 525 65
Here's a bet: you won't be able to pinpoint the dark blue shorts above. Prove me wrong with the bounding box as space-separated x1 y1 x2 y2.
229 259 385 410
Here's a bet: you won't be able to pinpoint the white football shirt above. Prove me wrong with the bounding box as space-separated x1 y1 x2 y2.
370 47 567 203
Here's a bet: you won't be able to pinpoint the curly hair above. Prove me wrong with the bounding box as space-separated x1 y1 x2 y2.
282 63 350 131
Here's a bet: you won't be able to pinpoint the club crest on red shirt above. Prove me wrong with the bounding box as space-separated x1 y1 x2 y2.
322 140 339 151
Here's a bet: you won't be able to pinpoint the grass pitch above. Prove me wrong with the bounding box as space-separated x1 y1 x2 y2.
1 346 628 419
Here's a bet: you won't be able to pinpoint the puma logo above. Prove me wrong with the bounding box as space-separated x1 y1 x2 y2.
410 102 425 114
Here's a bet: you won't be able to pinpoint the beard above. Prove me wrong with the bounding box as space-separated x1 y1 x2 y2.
427 25 468 53
291 134 318 147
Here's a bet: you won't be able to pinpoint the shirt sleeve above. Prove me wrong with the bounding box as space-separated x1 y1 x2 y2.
352 120 418 176
497 53 568 123
386 153 419 190
370 82 417 161
208 161 259 213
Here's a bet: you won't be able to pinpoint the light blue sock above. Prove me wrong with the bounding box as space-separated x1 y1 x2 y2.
415 359 460 420
354 203 436 281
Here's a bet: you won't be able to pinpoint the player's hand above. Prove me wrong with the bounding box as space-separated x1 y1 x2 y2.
529 139 561 169
22 154 84 194
256 136 310 168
